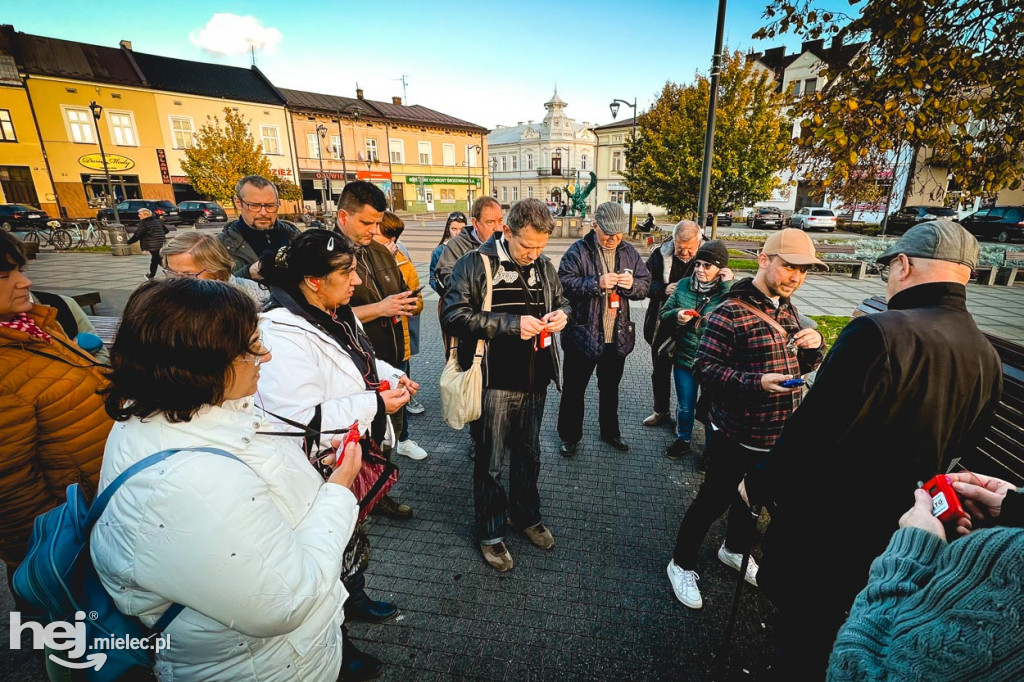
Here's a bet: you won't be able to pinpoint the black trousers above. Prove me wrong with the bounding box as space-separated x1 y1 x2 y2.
672 429 761 568
147 250 161 277
651 340 674 414
557 343 626 443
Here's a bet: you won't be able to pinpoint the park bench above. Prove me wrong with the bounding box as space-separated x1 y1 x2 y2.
86 315 119 345
71 291 102 315
855 295 1024 482
721 240 869 278
974 249 1024 287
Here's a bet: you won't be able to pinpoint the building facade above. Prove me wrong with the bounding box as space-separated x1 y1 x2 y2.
487 91 597 211
0 38 54 215
592 117 667 219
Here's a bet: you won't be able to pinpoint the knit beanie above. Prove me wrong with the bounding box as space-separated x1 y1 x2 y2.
695 240 729 268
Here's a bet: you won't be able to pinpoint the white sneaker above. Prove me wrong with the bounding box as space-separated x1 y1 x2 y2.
397 439 428 460
717 543 759 586
667 561 702 609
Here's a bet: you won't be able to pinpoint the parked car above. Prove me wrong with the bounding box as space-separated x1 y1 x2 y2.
883 205 958 235
0 204 50 232
177 201 228 225
747 207 784 229
788 207 837 232
959 206 1024 243
97 199 182 229
706 209 733 227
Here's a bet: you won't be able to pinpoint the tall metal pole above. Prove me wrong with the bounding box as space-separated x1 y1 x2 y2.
89 101 119 224
697 0 728 238
316 125 328 212
629 98 637 234
335 113 348 187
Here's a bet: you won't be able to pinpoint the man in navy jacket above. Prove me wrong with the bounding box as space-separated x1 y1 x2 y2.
556 202 651 456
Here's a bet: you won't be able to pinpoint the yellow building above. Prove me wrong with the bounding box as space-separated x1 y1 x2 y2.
282 88 488 213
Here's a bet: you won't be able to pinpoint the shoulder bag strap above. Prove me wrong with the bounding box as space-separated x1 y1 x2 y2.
733 299 789 343
467 253 492 366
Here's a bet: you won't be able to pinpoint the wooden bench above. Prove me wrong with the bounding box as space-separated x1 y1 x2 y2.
86 315 119 345
974 249 1024 286
855 295 1024 482
815 243 869 279
72 291 102 315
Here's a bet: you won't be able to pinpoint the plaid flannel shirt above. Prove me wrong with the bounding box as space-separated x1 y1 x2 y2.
692 282 825 449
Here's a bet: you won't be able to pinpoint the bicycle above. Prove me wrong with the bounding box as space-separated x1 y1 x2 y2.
67 219 108 248
23 220 73 250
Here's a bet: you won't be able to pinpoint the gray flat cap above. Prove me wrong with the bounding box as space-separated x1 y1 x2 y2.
876 220 979 269
594 202 628 235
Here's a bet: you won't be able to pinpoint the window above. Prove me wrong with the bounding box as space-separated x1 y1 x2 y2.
330 135 340 160
442 143 455 166
511 154 518 170
0 109 14 141
581 154 588 170
307 133 320 159
365 139 379 162
804 79 817 95
512 186 518 201
527 186 533 198
526 153 533 170
611 151 623 172
260 125 280 155
107 111 137 146
418 141 431 164
613 134 622 143
501 187 507 201
501 156 507 171
790 80 801 96
390 139 404 164
64 106 95 143
170 116 194 149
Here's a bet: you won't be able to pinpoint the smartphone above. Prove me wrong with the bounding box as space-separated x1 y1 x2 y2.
779 378 805 388
409 285 425 296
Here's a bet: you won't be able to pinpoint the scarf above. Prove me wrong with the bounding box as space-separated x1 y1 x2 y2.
690 275 721 295
0 312 51 342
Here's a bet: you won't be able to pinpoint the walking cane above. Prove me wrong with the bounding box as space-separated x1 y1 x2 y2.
712 503 763 681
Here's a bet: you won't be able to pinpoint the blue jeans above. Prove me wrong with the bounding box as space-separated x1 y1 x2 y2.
474 388 546 543
673 366 699 441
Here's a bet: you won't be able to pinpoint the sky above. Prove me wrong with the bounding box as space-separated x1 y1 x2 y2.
2 0 837 130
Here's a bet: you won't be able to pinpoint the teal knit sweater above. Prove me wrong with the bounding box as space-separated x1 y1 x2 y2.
827 525 1024 681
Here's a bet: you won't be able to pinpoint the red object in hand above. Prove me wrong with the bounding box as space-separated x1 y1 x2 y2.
682 309 699 317
534 329 552 351
608 291 620 310
378 380 391 392
335 421 360 468
921 475 968 523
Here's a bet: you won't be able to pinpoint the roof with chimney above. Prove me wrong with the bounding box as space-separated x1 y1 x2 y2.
279 87 487 132
747 38 868 87
3 26 147 86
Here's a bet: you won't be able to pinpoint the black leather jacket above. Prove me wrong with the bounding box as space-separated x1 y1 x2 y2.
441 234 570 390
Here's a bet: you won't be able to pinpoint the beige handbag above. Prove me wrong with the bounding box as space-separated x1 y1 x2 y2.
440 253 493 430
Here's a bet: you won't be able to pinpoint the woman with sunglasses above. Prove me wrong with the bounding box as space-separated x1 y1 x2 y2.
257 229 417 681
92 278 363 681
429 211 466 295
658 240 733 459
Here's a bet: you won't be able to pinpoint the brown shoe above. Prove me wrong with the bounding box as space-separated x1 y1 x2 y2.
370 494 414 520
522 523 555 550
480 541 514 572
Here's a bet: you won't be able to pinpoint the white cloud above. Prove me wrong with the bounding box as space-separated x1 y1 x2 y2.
189 13 282 56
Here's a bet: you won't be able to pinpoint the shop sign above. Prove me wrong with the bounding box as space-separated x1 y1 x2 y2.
78 153 135 172
356 170 392 180
270 167 293 177
405 175 481 187
156 149 170 184
170 176 191 185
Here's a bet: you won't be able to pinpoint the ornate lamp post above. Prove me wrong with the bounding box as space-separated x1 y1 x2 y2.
316 124 329 212
334 104 363 189
466 144 481 211
609 97 637 233
88 101 119 224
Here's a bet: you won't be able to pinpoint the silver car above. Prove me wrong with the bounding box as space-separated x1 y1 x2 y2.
788 207 837 232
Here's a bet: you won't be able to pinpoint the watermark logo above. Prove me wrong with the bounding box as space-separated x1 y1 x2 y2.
9 611 170 672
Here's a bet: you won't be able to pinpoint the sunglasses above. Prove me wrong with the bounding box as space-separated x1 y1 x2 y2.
693 261 718 270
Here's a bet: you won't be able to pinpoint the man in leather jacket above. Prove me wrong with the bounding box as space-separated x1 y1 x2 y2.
441 198 570 573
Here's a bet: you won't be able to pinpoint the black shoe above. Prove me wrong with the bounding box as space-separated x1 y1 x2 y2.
601 436 629 452
346 590 398 624
370 494 414 520
665 438 691 460
341 634 384 682
560 441 578 457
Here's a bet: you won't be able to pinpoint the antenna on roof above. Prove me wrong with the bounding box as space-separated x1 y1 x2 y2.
250 45 255 67
393 74 410 104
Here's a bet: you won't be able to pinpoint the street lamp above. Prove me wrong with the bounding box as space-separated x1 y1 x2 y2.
489 157 498 199
88 101 119 224
316 124 329 212
334 104 363 189
609 97 637 234
466 144 481 211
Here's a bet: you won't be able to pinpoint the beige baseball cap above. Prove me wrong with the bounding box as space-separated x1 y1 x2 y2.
761 228 827 269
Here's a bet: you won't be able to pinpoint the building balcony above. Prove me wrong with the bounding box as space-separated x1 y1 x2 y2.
537 167 579 178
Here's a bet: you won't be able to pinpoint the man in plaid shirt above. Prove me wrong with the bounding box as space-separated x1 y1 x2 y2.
665 229 827 610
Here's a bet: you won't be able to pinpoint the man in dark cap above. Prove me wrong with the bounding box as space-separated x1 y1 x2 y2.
741 220 1004 680
556 202 651 455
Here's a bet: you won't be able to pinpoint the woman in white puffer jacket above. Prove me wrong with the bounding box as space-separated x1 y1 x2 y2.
91 278 362 682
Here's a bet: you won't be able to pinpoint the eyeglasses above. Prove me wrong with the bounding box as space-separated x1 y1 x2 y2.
162 267 208 279
236 198 280 213
879 254 911 283
240 333 269 366
693 261 717 270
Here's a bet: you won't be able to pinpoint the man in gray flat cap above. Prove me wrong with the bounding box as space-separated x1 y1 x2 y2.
556 202 652 456
740 220 1004 680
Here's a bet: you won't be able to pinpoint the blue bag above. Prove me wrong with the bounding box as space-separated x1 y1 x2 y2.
12 447 241 681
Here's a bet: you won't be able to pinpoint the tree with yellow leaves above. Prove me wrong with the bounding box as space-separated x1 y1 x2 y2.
181 108 274 205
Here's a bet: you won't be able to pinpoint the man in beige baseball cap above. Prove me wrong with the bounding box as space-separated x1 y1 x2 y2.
760 228 828 269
